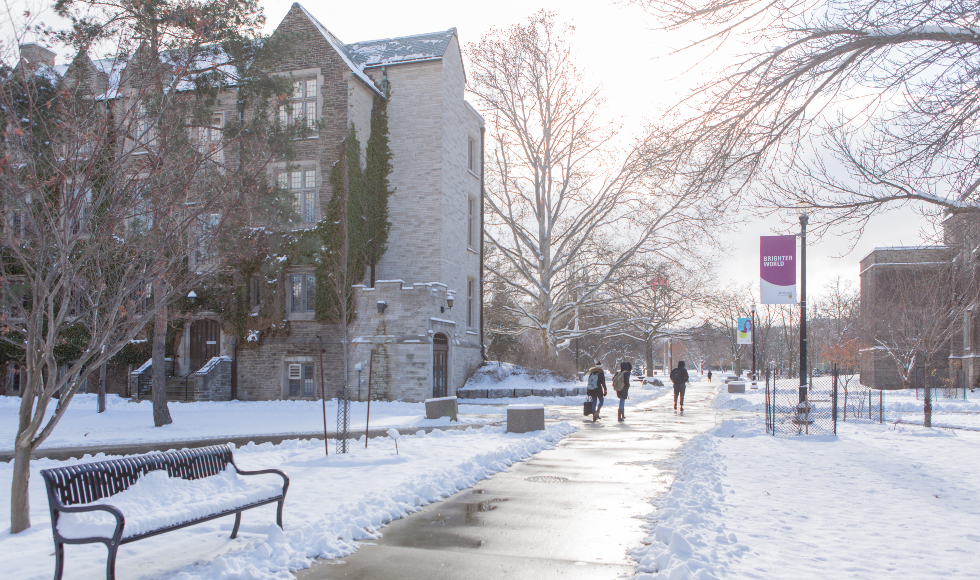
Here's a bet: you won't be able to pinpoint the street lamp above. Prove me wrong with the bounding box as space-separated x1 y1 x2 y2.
752 304 758 381
799 212 809 403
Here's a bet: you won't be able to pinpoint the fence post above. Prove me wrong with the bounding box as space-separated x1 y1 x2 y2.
832 364 838 435
879 390 883 424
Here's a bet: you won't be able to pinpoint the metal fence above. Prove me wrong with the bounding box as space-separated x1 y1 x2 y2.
336 386 351 454
765 366 886 437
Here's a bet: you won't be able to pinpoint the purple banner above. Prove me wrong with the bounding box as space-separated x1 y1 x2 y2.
760 236 796 304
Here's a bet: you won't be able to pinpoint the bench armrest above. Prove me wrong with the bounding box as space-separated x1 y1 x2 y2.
234 466 290 496
52 502 125 543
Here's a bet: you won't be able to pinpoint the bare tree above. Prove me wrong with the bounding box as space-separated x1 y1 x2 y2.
466 11 717 364
635 0 980 234
2 3 292 532
861 262 958 426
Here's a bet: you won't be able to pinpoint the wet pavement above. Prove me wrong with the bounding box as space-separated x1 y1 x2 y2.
297 382 721 580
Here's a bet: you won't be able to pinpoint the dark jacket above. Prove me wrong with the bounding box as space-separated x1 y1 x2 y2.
618 361 632 399
587 366 606 395
669 365 689 386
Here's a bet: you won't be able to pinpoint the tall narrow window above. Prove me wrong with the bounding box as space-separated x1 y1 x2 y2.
290 273 316 312
195 213 220 265
279 77 317 132
196 114 223 151
250 276 262 309
277 169 317 224
136 104 157 146
965 311 973 351
467 278 475 328
468 137 476 172
467 197 475 248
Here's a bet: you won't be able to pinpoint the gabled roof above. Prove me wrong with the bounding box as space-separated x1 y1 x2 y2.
346 29 457 68
295 3 382 96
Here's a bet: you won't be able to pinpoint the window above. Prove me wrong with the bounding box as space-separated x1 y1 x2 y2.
135 103 157 147
468 137 476 172
467 197 476 248
195 213 220 266
250 276 262 309
277 169 317 224
69 187 93 235
467 278 475 328
196 114 223 151
279 77 317 132
287 363 315 397
290 273 316 312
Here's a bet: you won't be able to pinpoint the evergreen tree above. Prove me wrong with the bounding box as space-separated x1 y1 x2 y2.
362 88 395 287
316 124 366 321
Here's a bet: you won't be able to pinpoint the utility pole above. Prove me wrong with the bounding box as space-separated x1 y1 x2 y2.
799 213 809 403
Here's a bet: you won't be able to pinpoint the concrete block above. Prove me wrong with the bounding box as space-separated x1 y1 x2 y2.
531 388 552 397
506 404 545 433
553 387 567 397
425 396 458 420
514 388 533 398
728 382 746 394
488 388 513 398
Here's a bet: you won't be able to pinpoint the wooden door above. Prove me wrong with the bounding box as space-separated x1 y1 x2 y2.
433 333 449 398
190 319 220 372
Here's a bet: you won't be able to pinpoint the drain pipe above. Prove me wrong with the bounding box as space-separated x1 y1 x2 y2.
479 125 486 361
230 338 237 400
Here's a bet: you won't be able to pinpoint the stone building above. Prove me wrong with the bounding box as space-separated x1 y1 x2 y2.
859 215 979 390
4 4 485 402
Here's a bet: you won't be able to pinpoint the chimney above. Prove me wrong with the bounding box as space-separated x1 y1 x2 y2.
19 43 56 68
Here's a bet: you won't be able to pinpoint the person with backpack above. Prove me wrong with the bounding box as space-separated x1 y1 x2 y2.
707 370 712 382
670 360 690 412
615 360 632 421
586 361 607 421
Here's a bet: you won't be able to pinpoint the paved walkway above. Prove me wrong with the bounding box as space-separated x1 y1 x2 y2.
297 382 720 580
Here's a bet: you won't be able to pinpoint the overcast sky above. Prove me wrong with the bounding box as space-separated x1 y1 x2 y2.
10 0 935 299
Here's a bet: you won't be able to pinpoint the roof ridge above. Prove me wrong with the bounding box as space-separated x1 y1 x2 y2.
347 28 457 47
295 3 382 96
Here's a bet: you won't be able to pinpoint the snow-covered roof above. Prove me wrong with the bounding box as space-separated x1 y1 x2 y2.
346 29 456 68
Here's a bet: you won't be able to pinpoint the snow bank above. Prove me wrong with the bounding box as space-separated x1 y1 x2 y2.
462 362 576 391
630 412 980 579
1 422 577 580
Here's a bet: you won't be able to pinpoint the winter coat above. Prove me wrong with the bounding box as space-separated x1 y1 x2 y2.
618 361 632 399
669 365 689 386
587 366 607 396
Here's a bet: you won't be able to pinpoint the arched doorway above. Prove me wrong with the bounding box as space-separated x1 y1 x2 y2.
433 333 449 398
190 319 220 372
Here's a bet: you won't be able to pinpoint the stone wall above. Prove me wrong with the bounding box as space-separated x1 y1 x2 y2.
190 357 232 401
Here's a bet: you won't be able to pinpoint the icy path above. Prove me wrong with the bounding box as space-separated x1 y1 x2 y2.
296 382 717 580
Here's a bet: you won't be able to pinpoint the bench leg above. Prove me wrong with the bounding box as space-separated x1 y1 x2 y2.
106 542 119 580
53 541 64 580
276 499 284 529
231 512 242 539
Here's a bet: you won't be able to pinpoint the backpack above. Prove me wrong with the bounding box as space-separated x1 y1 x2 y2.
588 371 600 391
670 367 684 384
612 371 625 392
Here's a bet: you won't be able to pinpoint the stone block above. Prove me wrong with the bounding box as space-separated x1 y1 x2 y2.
506 404 545 433
425 396 458 420
488 388 513 398
531 388 552 397
728 382 746 394
514 388 533 398
553 387 567 397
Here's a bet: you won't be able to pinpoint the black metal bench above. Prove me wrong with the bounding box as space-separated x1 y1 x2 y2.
40 444 289 580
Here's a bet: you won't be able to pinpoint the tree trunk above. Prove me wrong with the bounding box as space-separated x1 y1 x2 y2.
645 340 654 377
923 368 933 428
98 363 107 413
10 444 31 533
152 292 173 427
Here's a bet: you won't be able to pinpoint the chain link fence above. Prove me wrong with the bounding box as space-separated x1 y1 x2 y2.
336 387 351 453
765 366 886 437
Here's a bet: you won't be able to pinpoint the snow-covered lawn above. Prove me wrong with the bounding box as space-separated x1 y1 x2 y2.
1 422 576 579
0 394 509 452
631 383 980 579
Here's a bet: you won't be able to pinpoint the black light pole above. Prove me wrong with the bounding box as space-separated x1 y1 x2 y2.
752 304 757 381
799 213 809 403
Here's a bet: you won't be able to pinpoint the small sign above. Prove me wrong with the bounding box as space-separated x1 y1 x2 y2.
206 341 217 345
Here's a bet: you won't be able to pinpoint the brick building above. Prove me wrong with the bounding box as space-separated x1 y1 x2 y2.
6 3 485 402
859 215 979 390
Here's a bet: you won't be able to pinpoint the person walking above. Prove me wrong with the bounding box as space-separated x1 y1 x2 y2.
615 360 632 421
586 361 607 421
670 360 690 412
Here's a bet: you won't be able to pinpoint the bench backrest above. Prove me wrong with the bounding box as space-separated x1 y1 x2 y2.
40 445 234 507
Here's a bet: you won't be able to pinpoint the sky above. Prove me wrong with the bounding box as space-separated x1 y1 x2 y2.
7 0 935 300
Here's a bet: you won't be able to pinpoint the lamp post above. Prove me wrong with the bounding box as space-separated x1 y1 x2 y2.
799 213 809 403
752 304 756 381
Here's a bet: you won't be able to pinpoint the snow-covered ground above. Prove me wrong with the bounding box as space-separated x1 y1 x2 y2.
1 422 576 579
0 394 508 452
631 382 980 579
